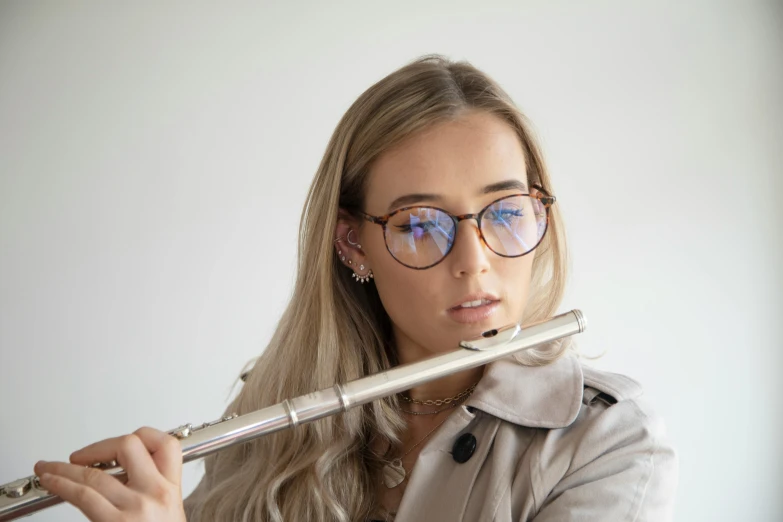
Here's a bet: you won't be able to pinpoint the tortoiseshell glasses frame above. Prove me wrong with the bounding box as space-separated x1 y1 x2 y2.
354 184 556 270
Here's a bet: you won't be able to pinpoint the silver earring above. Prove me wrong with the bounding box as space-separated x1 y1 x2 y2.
352 267 374 284
334 236 347 261
336 233 371 282
346 230 362 249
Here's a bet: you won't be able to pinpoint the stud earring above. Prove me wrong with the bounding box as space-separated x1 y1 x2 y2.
335 232 373 283
334 235 346 261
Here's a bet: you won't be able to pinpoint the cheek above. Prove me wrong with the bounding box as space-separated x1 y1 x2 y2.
372 263 430 321
502 256 535 317
374 272 457 354
365 232 427 311
371 259 450 341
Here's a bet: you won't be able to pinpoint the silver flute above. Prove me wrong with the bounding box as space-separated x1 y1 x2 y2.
0 309 586 521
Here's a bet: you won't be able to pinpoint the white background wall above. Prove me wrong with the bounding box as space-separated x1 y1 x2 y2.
1 1 781 521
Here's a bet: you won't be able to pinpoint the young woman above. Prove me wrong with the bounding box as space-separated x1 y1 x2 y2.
33 55 678 521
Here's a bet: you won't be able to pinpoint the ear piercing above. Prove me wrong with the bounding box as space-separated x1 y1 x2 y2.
334 231 374 284
346 229 361 249
352 264 374 284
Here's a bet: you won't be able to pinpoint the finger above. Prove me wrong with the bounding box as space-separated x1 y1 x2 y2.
69 433 163 492
69 428 182 487
131 427 183 486
34 460 134 509
38 471 121 522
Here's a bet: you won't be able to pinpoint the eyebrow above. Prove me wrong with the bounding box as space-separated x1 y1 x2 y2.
385 179 528 213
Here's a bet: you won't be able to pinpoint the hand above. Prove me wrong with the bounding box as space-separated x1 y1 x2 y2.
33 427 187 522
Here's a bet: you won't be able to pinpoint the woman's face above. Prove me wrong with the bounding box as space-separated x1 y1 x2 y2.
340 110 538 361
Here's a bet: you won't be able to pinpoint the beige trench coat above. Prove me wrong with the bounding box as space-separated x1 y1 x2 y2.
184 354 679 521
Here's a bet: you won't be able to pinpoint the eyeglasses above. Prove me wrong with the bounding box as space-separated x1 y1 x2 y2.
356 185 556 269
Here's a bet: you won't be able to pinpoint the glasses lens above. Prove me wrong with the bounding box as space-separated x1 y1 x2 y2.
382 193 550 268
480 195 547 256
385 207 456 268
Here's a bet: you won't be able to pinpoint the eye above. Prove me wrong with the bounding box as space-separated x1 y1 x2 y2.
488 209 524 222
396 221 437 240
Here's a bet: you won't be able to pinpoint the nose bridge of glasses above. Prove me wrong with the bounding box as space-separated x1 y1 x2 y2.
452 213 488 248
453 212 480 225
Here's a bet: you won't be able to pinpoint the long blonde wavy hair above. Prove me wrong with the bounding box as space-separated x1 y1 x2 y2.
184 54 572 522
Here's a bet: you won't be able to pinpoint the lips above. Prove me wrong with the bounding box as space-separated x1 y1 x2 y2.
448 292 500 311
447 300 500 324
446 292 501 324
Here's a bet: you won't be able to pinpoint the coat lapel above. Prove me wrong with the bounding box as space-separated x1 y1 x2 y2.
464 353 583 429
418 411 501 520
393 354 586 521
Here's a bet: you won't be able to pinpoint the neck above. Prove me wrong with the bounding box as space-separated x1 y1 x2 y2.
393 335 486 408
403 366 485 403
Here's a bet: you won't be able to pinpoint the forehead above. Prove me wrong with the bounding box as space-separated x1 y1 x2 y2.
365 110 529 214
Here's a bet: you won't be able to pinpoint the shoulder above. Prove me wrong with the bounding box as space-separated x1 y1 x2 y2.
580 361 645 406
501 356 676 485
471 354 663 434
565 361 679 505
532 361 680 520
572 361 670 448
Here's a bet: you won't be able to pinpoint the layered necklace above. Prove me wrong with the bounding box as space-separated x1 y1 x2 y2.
381 382 478 489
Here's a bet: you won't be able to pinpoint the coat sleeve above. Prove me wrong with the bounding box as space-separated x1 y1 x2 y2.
530 396 679 521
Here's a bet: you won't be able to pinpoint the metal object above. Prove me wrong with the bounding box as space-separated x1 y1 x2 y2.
0 309 587 521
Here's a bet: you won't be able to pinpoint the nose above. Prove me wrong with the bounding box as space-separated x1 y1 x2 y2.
448 218 491 277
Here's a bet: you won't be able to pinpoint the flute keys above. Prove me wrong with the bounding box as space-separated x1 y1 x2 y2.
91 459 118 469
1 478 31 498
167 414 238 440
168 424 194 439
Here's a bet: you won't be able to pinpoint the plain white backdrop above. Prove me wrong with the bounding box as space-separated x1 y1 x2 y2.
1 1 781 521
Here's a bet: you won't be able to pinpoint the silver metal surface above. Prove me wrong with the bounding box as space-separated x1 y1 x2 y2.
0 309 586 521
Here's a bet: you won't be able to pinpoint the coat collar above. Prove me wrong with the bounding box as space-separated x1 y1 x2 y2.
463 353 584 429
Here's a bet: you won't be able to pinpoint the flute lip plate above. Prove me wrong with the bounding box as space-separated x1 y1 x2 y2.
459 323 522 351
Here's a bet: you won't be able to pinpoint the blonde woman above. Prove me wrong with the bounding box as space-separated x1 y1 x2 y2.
33 55 678 521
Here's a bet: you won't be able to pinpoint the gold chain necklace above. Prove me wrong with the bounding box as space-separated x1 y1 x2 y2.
399 401 461 416
382 383 478 489
381 413 451 489
398 391 473 415
398 381 478 406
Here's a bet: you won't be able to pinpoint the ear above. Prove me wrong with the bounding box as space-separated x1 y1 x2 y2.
334 209 368 272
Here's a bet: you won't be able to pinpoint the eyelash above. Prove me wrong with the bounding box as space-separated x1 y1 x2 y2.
488 209 524 220
395 209 525 236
